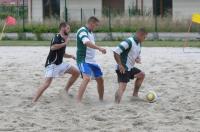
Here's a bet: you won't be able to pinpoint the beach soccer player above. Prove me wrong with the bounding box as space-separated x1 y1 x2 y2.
113 28 148 103
32 22 80 102
76 16 107 103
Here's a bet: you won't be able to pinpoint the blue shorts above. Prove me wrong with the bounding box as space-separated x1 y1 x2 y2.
78 63 103 78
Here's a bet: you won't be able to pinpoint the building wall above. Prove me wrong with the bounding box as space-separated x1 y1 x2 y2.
29 0 102 22
60 0 65 21
124 0 132 10
60 0 102 21
140 0 200 19
31 0 43 22
29 0 200 23
0 0 28 5
143 0 153 15
173 0 200 19
28 0 31 22
143 0 200 19
125 0 153 16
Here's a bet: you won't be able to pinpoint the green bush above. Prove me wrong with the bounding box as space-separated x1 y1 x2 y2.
0 16 199 33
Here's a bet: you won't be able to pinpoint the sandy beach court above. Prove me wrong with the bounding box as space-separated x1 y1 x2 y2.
0 47 200 132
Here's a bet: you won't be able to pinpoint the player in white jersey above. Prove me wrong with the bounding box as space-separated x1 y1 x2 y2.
76 16 106 103
113 28 148 103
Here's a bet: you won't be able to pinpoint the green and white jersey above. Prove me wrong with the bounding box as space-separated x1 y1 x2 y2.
76 26 96 64
113 36 141 71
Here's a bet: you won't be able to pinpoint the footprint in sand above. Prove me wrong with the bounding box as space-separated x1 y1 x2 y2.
91 115 107 121
130 96 148 103
72 118 80 125
185 115 194 120
132 120 144 126
0 127 16 131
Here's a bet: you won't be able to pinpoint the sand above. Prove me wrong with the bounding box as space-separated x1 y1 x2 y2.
0 46 200 132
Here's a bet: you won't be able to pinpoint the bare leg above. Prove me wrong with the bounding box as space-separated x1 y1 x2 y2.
95 77 104 101
115 83 127 104
76 74 90 103
32 77 53 102
133 72 145 97
65 66 80 93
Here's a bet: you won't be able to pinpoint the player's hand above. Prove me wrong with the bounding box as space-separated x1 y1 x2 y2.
135 57 141 64
71 55 76 60
119 64 125 74
63 33 68 39
99 47 106 54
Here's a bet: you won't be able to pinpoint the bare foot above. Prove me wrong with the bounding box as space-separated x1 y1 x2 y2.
67 93 74 98
76 98 82 104
99 97 104 101
133 93 138 97
115 91 120 104
32 98 37 104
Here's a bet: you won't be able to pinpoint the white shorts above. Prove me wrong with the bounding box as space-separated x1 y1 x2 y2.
44 63 71 78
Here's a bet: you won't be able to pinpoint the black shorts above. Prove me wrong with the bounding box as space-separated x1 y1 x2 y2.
116 67 141 83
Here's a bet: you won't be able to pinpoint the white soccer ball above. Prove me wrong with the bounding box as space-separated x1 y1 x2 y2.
146 91 157 103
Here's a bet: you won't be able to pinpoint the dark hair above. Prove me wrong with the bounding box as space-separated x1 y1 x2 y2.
59 22 68 30
87 16 99 23
137 28 147 34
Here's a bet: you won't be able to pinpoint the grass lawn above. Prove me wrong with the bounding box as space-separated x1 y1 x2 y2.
0 40 200 47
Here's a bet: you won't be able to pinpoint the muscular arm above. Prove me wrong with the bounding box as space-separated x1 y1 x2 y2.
64 53 72 58
50 43 66 51
113 40 130 74
51 35 68 51
84 41 106 54
78 30 106 54
114 52 123 66
85 41 101 50
114 52 125 74
64 53 75 60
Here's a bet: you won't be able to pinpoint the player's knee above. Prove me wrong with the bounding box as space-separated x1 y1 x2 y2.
73 70 80 78
83 76 91 82
141 72 145 79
